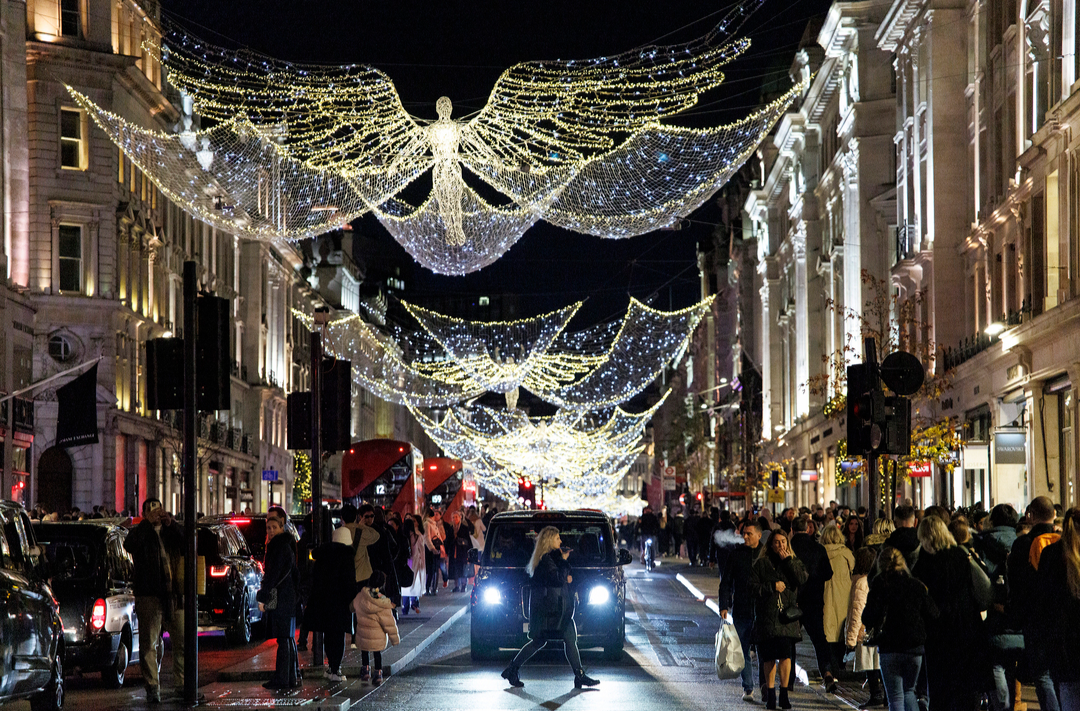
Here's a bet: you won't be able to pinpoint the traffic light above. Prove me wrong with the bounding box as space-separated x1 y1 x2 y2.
881 395 912 456
146 337 184 410
846 362 885 455
287 392 312 450
196 294 231 411
522 479 535 507
320 357 352 453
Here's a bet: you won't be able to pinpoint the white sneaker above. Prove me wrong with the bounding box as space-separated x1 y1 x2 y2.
742 691 755 702
328 673 346 682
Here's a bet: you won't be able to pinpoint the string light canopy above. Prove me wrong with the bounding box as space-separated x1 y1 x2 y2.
69 0 805 274
302 295 712 409
409 398 666 512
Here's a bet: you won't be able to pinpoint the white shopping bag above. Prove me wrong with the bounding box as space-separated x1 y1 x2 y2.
715 617 745 680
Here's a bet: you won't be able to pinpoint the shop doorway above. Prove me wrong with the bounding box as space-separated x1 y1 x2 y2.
37 446 73 513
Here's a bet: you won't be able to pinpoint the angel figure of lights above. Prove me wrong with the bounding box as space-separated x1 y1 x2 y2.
69 0 806 274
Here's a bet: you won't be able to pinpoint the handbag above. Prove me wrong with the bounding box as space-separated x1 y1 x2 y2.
264 586 278 611
777 592 802 623
863 611 886 647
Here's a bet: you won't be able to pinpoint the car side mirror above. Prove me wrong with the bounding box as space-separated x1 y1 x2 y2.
617 548 634 566
467 548 480 565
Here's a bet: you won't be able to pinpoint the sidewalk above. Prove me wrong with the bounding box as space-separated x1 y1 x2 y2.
116 589 470 709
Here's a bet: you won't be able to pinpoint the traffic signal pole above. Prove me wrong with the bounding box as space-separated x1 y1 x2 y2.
182 261 198 706
309 330 323 667
864 338 881 525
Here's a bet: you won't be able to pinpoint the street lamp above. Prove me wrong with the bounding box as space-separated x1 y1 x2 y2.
985 321 1005 336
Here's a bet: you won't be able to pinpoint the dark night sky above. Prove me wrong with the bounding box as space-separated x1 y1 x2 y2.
160 0 833 326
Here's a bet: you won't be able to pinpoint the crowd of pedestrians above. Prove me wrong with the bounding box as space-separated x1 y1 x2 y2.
712 497 1080 711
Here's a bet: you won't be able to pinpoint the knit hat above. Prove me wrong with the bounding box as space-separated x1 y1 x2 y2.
332 526 353 546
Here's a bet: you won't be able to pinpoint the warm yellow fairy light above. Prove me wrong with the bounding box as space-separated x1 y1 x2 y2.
69 1 803 275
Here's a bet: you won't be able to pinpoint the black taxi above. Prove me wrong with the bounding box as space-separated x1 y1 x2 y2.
468 510 633 660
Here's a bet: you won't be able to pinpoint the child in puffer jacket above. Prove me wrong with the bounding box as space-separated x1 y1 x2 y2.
352 570 400 685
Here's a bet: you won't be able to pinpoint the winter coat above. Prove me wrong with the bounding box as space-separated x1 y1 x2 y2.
446 520 474 580
789 532 832 611
401 531 427 598
258 532 299 639
750 550 809 642
718 543 763 621
885 527 921 569
528 549 575 641
425 517 445 555
344 522 381 584
861 571 939 653
1035 540 1080 683
1007 522 1057 631
975 525 1016 581
366 523 400 607
301 541 356 635
845 573 879 671
863 532 889 550
124 519 184 611
823 542 855 642
352 586 400 652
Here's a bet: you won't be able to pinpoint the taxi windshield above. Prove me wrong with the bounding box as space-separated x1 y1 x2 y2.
483 520 614 568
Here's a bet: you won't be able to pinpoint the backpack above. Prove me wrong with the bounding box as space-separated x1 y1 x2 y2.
1029 532 1061 570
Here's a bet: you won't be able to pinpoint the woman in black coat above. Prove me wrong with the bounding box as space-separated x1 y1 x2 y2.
366 507 401 609
911 516 990 711
750 529 808 710
257 512 300 690
446 510 474 592
500 526 599 690
301 526 357 681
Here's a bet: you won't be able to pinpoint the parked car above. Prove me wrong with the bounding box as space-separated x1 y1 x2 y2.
469 510 633 660
199 513 298 561
196 521 264 644
31 520 139 688
0 501 65 710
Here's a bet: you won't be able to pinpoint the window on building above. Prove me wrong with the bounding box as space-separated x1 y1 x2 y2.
59 109 85 170
58 224 82 293
48 334 76 363
59 0 80 38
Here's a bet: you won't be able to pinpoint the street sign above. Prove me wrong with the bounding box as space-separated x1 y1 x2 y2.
909 461 932 478
662 479 677 491
880 351 925 396
262 470 279 482
767 488 785 503
663 466 676 477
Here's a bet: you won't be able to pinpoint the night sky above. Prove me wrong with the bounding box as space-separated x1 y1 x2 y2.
160 0 833 326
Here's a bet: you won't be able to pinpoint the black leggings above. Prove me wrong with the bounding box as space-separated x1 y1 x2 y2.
511 619 582 672
324 633 345 675
361 650 382 670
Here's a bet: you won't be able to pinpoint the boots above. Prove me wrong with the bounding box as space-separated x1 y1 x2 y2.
372 669 383 686
778 687 792 709
766 687 777 709
573 669 600 688
860 672 885 709
359 665 370 682
501 664 524 688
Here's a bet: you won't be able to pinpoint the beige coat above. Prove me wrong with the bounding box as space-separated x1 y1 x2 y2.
352 587 400 652
822 542 854 642
344 522 381 583
845 573 880 671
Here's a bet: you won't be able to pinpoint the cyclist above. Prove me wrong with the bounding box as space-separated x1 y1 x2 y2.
638 507 661 570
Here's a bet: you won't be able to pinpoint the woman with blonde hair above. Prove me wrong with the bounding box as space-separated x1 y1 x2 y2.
911 515 991 710
862 547 939 711
820 524 855 686
501 526 598 689
1037 508 1080 709
864 518 895 550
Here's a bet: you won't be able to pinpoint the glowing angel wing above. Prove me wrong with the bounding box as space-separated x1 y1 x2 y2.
151 23 427 176
461 0 765 167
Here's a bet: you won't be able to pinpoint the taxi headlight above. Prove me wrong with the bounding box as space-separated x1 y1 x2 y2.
482 587 502 605
587 586 611 605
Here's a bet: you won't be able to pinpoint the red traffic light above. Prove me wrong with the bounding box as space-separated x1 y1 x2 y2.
523 480 532 488
696 492 703 500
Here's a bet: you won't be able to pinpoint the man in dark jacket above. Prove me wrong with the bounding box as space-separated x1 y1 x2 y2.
885 505 920 569
719 522 763 702
637 507 661 563
1007 496 1061 711
124 498 184 703
685 509 701 566
699 507 720 568
789 516 834 690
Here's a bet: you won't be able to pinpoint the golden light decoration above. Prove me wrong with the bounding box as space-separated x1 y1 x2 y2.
68 1 804 275
302 295 712 409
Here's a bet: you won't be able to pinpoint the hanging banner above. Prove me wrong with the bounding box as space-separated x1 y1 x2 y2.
909 461 933 478
56 363 99 447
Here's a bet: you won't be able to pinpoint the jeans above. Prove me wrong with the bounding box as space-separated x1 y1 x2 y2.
1059 680 1080 711
134 597 184 691
1025 628 1061 711
512 619 583 673
880 650 923 711
734 616 756 694
801 611 834 680
988 634 1025 711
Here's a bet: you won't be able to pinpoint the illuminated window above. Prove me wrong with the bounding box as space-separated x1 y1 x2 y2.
60 109 86 170
58 225 82 293
59 0 80 38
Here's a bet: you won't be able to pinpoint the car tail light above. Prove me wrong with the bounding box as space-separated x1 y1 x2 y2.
209 565 229 577
230 518 251 525
213 608 225 615
91 599 107 631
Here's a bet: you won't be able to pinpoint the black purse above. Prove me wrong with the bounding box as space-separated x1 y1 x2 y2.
777 592 803 623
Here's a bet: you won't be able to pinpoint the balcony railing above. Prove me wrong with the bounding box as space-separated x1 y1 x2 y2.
942 301 1031 371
